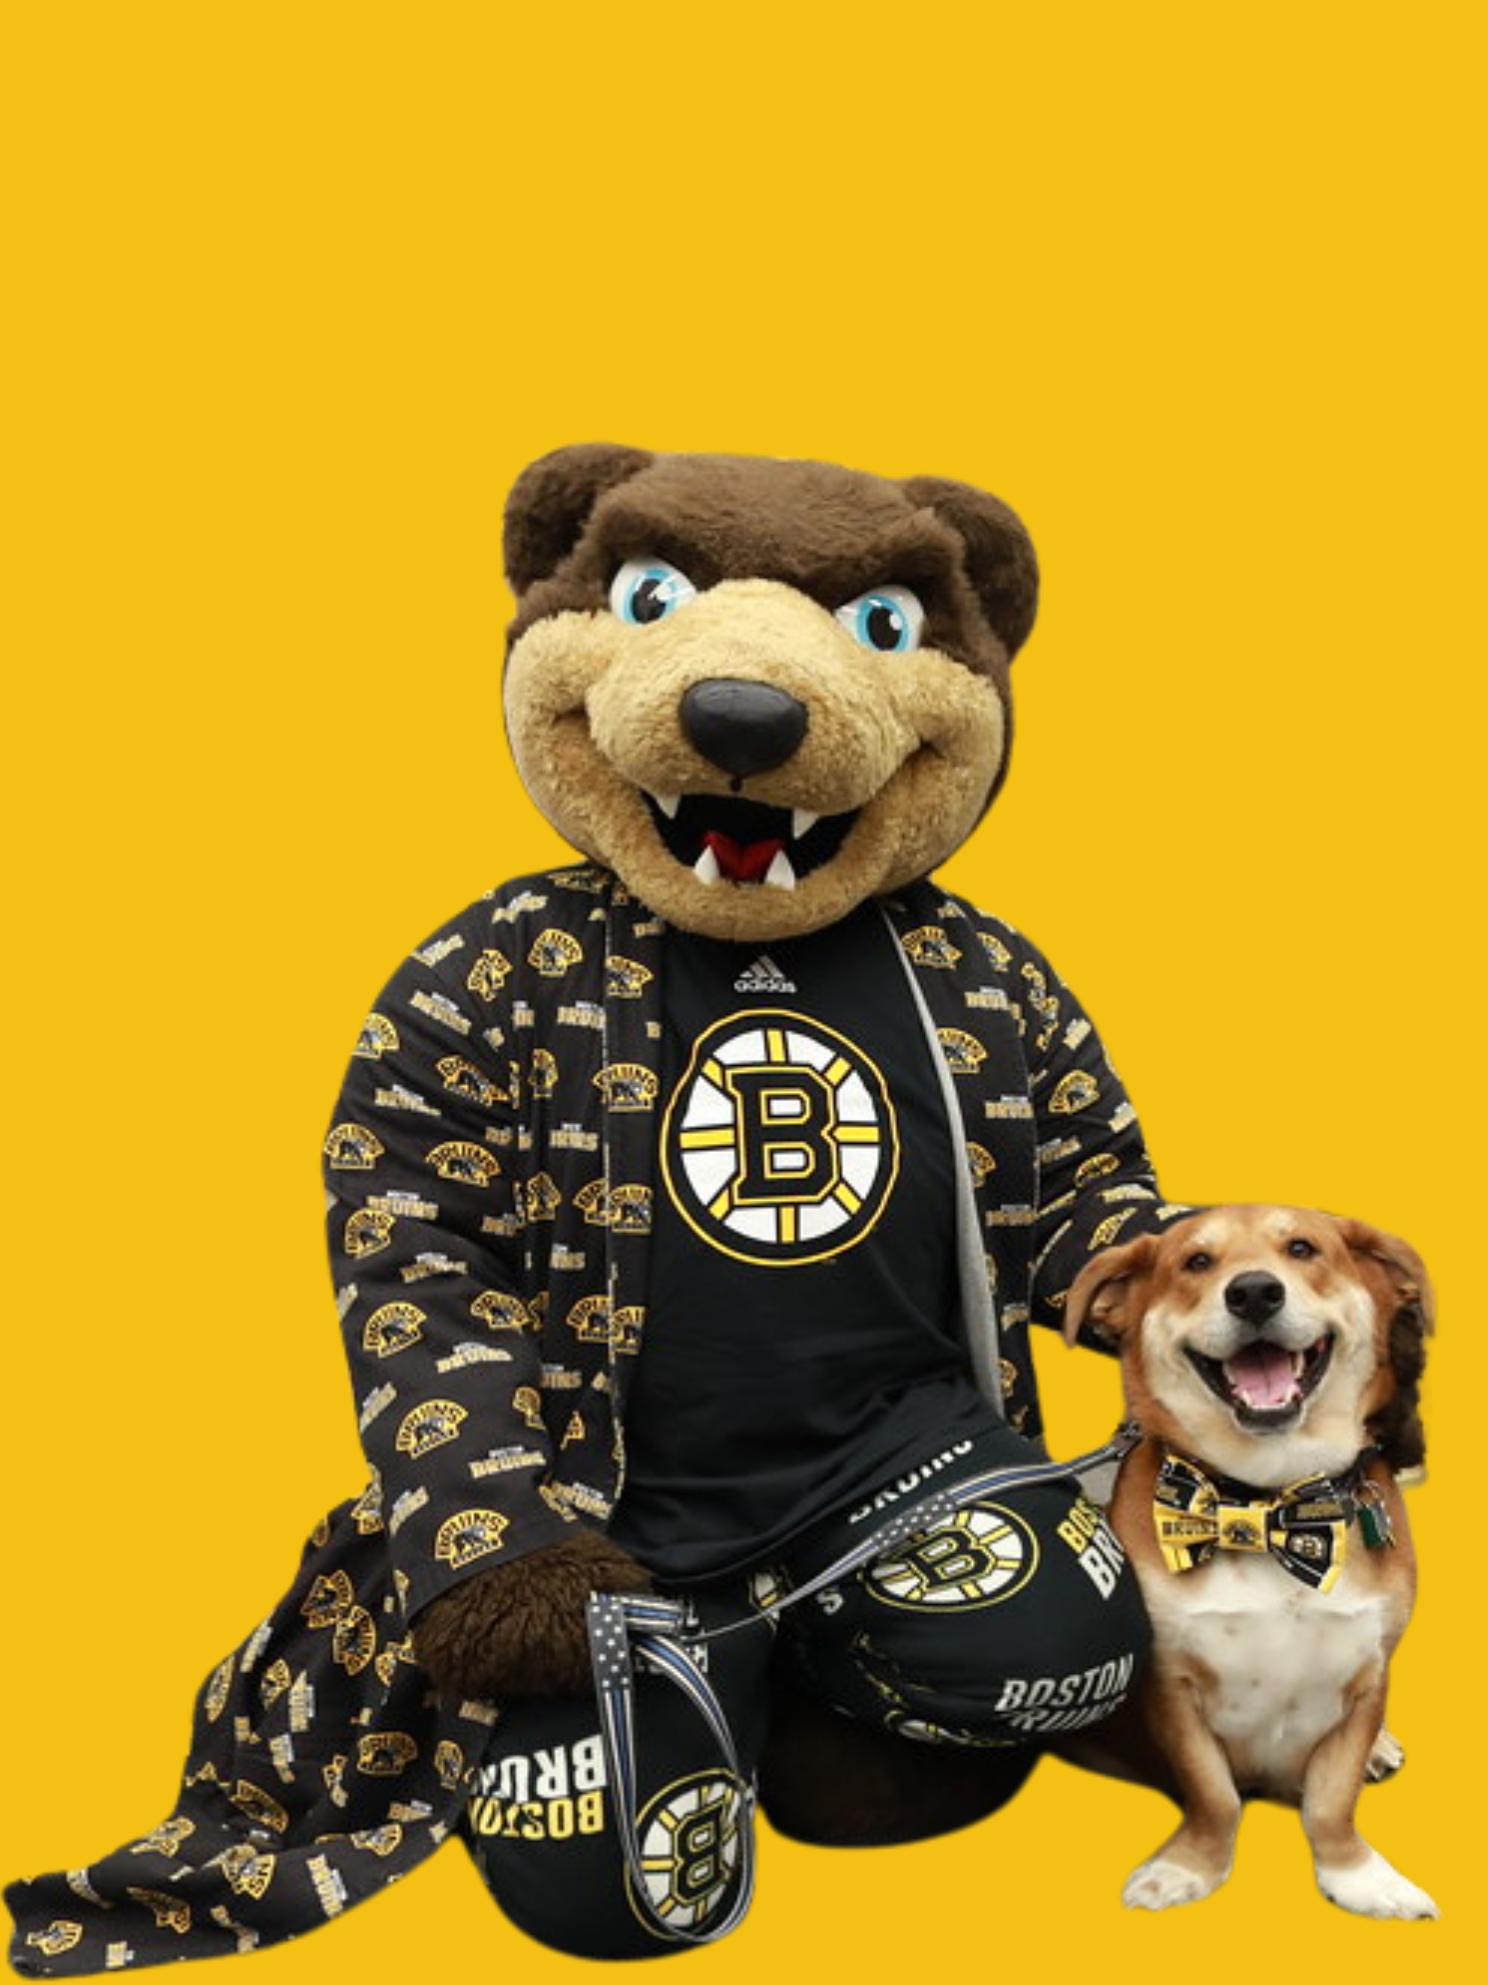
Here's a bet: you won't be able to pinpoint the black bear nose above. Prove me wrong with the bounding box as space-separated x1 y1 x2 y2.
1223 1272 1287 1326
680 678 809 780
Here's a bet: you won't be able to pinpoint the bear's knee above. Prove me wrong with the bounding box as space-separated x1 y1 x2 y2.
792 1485 1152 1745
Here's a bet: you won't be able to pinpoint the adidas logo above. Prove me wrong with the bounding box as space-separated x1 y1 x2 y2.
735 954 797 994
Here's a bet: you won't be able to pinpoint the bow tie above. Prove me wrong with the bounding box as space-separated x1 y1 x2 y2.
1152 1450 1389 1592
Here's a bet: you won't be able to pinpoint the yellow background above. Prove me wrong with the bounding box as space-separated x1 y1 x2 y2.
3 2 1480 1976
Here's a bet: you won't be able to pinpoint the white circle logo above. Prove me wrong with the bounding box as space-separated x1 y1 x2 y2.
661 1010 899 1265
868 1503 1037 1610
629 1771 744 1936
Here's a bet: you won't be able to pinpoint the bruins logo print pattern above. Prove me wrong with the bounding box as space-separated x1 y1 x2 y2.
6 868 1180 1973
4 1490 498 1975
461 1416 1151 1960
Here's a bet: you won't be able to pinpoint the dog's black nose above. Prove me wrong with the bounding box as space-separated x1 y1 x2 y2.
680 678 809 780
1223 1271 1286 1326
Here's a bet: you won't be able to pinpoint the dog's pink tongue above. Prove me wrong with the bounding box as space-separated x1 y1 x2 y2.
1224 1342 1298 1408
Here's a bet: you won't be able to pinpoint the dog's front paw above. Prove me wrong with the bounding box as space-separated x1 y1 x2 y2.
1317 1848 1438 1919
1366 1728 1406 1782
1123 1857 1226 1911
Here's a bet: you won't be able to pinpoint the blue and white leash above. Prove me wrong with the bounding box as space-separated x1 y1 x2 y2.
587 1420 1142 1945
587 1594 759 1945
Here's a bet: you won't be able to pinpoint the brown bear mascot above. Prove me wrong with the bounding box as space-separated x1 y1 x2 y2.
11 447 1203 1969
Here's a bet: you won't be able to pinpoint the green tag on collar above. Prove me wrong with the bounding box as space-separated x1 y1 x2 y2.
1359 1491 1395 1550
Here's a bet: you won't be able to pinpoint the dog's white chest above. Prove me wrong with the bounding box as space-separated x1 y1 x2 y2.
1147 1555 1390 1794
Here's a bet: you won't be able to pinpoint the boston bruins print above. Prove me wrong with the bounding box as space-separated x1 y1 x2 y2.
867 1501 1037 1611
627 1771 745 1940
4 870 1172 1973
661 1010 899 1265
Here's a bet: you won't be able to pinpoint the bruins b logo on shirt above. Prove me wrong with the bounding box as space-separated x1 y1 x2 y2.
661 1010 899 1265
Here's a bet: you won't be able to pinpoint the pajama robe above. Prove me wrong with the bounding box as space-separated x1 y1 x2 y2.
6 865 1177 1975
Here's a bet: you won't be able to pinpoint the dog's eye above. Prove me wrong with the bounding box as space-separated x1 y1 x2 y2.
835 585 925 654
1183 1251 1214 1273
1286 1237 1318 1259
610 559 697 626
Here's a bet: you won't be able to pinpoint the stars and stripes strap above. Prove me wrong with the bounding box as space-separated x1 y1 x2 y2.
587 1420 1142 1944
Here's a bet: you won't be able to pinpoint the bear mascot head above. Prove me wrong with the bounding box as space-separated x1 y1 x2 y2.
501 443 1037 942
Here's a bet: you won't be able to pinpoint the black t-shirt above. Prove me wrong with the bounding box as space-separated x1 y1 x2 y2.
610 903 991 1581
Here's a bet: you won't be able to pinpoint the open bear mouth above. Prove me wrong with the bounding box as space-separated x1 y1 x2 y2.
1185 1335 1335 1429
641 790 859 891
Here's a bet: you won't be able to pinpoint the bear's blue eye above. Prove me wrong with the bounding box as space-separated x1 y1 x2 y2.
609 559 697 626
834 585 925 654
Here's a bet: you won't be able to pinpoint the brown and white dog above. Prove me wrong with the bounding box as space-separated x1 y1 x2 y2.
1065 1205 1437 1918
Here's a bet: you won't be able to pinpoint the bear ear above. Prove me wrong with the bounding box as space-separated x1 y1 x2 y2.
899 476 1039 658
503 444 655 594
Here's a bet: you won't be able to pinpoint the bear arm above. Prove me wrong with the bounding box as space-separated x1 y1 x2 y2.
325 910 574 1625
413 1529 654 1699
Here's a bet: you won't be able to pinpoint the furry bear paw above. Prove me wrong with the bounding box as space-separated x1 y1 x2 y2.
413 1529 653 1699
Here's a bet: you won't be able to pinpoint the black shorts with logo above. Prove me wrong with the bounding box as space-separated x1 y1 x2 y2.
460 1418 1150 1957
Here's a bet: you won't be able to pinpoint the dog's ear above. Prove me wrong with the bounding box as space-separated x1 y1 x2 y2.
1337 1218 1434 1474
1336 1218 1435 1332
899 475 1039 658
504 443 655 594
1063 1232 1160 1347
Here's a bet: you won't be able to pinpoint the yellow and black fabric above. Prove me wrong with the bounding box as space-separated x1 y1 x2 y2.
1152 1449 1386 1592
5 1503 500 1974
6 866 1179 1976
613 902 988 1582
466 1416 1149 1957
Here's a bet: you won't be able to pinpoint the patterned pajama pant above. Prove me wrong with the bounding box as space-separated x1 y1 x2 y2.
460 1421 1151 1956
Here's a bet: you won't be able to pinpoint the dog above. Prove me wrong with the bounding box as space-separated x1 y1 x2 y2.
1064 1205 1437 1918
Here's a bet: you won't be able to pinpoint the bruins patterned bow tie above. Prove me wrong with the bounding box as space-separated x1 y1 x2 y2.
1152 1451 1390 1593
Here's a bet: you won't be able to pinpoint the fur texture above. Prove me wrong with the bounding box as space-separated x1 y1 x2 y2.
504 443 655 595
1336 1215 1432 1472
501 447 1034 943
504 448 1038 668
1062 1206 1436 1917
505 580 1005 943
413 1531 652 1699
1066 1208 1432 1485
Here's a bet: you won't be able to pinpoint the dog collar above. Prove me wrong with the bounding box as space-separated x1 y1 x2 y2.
1152 1448 1391 1592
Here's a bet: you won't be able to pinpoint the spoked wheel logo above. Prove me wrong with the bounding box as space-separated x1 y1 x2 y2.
661 1010 899 1265
629 1770 745 1937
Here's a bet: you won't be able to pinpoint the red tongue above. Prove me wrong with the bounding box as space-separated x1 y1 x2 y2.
704 830 784 882
1224 1341 1298 1409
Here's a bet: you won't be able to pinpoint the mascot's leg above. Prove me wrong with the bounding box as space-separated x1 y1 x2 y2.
759 1427 1152 1847
761 1665 1040 1846
460 1592 775 1959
